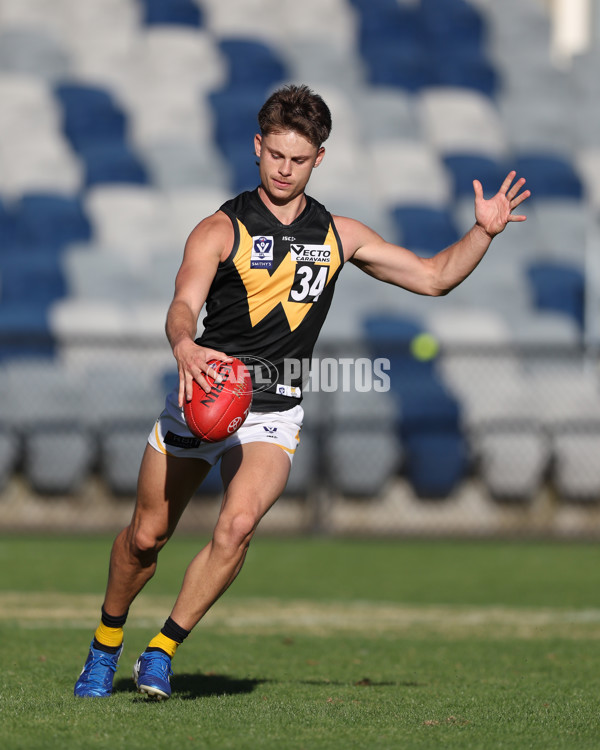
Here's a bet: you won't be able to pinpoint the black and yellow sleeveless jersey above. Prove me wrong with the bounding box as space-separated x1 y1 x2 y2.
196 188 344 412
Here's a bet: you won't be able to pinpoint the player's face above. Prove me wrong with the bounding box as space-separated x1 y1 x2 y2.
255 130 324 203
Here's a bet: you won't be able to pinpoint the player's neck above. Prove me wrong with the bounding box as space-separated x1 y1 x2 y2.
257 186 307 226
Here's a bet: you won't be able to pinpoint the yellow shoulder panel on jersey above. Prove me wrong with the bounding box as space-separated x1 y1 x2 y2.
233 220 341 332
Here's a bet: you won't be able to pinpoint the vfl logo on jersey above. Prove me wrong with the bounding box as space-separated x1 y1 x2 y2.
251 236 274 269
290 244 331 264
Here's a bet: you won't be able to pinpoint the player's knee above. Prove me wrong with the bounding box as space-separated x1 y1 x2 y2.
129 526 168 562
214 511 257 554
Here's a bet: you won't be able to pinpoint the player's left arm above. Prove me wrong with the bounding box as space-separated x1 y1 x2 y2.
339 171 530 296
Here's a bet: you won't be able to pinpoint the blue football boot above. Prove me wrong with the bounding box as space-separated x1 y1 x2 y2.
74 640 123 698
132 650 173 700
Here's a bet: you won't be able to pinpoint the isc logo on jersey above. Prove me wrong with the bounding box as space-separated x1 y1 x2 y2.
290 244 331 264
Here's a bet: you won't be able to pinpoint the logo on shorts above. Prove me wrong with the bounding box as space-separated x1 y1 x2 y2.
251 236 274 268
263 426 278 434
164 431 202 449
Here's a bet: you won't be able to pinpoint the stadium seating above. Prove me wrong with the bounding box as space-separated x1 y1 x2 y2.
0 0 599 516
54 83 128 153
13 192 91 252
526 261 585 329
391 205 460 256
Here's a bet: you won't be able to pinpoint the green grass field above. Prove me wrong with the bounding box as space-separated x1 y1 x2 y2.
2 535 600 749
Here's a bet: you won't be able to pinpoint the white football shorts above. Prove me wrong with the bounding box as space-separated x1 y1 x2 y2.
148 388 303 465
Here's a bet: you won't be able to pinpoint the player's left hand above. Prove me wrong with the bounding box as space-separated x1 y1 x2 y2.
473 171 531 238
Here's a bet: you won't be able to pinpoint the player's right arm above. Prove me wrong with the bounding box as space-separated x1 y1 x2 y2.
166 210 235 406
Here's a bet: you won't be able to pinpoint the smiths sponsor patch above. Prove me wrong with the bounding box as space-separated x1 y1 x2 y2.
290 244 331 264
251 235 274 268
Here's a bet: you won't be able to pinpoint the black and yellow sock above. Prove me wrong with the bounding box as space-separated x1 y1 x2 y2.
93 606 128 654
145 617 190 659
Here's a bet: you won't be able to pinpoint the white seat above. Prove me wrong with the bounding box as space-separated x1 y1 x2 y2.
0 130 83 197
164 187 231 245
417 87 509 158
529 199 589 264
424 306 513 346
357 87 421 143
84 185 178 258
366 140 453 207
279 42 364 92
132 28 226 96
478 428 551 501
25 427 95 494
553 432 600 502
0 26 71 82
49 298 130 338
142 140 230 191
2 359 85 427
498 93 578 153
326 428 402 497
575 148 600 211
62 245 140 302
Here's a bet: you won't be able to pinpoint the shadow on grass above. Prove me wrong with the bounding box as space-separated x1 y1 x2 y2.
114 673 269 700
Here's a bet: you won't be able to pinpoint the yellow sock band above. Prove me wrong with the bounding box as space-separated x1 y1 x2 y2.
148 632 179 658
94 622 124 649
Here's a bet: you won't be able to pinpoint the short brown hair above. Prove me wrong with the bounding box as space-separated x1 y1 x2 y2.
258 84 332 148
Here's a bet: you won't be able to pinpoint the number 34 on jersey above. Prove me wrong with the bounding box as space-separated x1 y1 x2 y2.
289 244 331 303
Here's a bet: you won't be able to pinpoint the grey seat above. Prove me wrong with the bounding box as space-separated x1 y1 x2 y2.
477 427 550 502
325 427 401 497
24 425 95 494
100 422 149 496
552 431 600 502
0 28 71 82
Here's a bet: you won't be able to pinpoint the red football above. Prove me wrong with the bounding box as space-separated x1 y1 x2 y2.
183 358 253 442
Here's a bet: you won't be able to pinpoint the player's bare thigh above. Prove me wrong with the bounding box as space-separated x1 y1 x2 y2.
131 443 212 544
218 441 293 530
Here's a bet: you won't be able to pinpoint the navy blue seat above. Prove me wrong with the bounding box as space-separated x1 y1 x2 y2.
526 261 585 329
404 431 469 498
363 313 424 355
0 198 15 256
0 305 54 360
433 53 499 97
218 39 287 90
54 83 127 153
514 153 584 199
443 155 508 198
421 0 486 46
14 193 91 252
208 88 264 156
140 0 203 27
365 45 437 91
362 312 469 497
391 205 460 256
224 143 260 193
0 252 66 307
81 142 149 186
394 379 462 438
358 4 425 56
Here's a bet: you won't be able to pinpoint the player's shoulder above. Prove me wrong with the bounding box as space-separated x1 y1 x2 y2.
184 209 235 261
187 208 233 239
331 214 380 259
